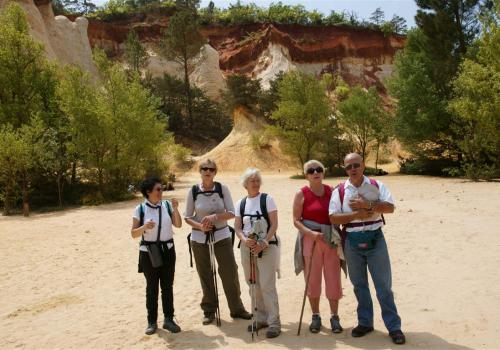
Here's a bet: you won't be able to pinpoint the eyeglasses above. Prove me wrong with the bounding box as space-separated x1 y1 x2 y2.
344 163 361 171
201 167 216 172
306 167 324 175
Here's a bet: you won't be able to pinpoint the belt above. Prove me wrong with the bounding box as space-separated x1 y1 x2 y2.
346 219 383 228
140 239 174 246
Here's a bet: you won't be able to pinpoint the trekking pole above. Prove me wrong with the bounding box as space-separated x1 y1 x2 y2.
209 230 221 326
297 239 317 336
249 250 257 340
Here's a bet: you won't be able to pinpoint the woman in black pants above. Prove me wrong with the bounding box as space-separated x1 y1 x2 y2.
131 176 182 335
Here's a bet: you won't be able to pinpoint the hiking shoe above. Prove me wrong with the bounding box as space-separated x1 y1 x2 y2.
145 322 157 335
202 312 215 325
330 315 343 333
266 327 281 338
247 321 269 332
309 314 322 333
163 317 181 333
351 325 374 337
230 310 252 320
389 330 406 345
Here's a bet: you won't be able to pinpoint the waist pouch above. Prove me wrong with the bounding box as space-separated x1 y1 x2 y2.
348 228 382 250
142 239 174 268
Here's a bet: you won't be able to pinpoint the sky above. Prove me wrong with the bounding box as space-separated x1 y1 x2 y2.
92 0 419 27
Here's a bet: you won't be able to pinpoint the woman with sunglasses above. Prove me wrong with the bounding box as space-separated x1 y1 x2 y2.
293 160 343 334
131 176 182 335
184 159 251 325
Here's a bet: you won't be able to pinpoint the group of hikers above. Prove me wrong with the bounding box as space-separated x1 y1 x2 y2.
130 152 406 345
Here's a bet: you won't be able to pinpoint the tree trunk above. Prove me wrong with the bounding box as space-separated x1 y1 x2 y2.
57 173 63 208
3 183 11 216
98 167 104 196
22 179 30 217
375 141 380 170
183 49 193 129
70 161 77 186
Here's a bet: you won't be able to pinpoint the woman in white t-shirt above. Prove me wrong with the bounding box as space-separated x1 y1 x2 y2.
131 176 182 335
234 168 281 338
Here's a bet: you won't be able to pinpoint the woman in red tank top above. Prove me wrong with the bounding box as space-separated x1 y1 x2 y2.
293 160 343 334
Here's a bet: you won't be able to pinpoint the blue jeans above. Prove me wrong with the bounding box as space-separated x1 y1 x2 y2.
345 229 402 332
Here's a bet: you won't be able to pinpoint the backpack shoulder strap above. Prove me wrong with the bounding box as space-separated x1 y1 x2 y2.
338 182 345 211
239 197 247 227
214 181 224 199
260 193 269 220
369 178 379 188
162 200 173 218
139 203 145 226
191 184 199 201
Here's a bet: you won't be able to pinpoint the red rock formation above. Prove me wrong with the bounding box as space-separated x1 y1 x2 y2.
66 13 404 76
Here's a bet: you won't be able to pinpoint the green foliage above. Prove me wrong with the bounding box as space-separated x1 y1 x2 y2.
337 86 389 160
259 72 285 120
123 29 149 72
159 1 205 128
52 0 97 16
0 5 182 214
269 71 337 166
89 0 176 21
147 73 231 141
449 12 500 180
224 74 262 111
389 1 486 176
0 4 49 128
369 7 385 26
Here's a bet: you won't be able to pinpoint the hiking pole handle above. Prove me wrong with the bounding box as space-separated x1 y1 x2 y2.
297 240 317 336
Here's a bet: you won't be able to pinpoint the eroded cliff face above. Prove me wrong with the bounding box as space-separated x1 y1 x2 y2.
0 0 96 75
72 13 404 97
3 1 404 99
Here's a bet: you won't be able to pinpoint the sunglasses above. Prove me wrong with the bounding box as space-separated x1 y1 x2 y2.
153 187 163 192
201 167 216 172
344 163 361 171
306 167 324 175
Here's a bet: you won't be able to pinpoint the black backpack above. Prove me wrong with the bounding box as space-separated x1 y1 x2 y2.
187 182 236 267
191 181 224 201
138 200 172 226
238 193 278 251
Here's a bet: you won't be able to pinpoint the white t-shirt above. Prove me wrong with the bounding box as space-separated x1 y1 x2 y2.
328 176 395 232
133 199 175 251
235 193 277 237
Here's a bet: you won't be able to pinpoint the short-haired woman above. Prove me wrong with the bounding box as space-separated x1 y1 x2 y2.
184 159 251 325
131 176 182 335
293 160 343 334
235 168 281 338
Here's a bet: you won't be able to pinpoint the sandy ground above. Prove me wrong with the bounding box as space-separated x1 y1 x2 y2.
1 173 499 350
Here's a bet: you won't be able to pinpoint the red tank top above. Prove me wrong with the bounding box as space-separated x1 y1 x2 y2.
301 185 332 225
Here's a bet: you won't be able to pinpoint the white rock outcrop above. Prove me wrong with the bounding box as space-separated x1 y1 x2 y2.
0 0 96 75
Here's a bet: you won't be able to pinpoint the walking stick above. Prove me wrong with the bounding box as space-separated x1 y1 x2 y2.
208 230 221 326
297 239 317 336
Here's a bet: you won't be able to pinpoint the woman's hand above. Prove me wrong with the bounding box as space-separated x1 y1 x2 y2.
143 220 155 231
310 230 324 241
243 237 256 248
251 241 266 255
171 198 179 209
201 214 217 226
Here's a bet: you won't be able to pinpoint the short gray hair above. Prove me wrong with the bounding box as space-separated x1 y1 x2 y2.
303 159 325 173
240 168 262 188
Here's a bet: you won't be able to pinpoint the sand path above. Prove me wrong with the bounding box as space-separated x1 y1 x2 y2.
1 174 499 349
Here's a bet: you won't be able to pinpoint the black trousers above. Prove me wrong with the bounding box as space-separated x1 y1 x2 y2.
139 246 176 323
